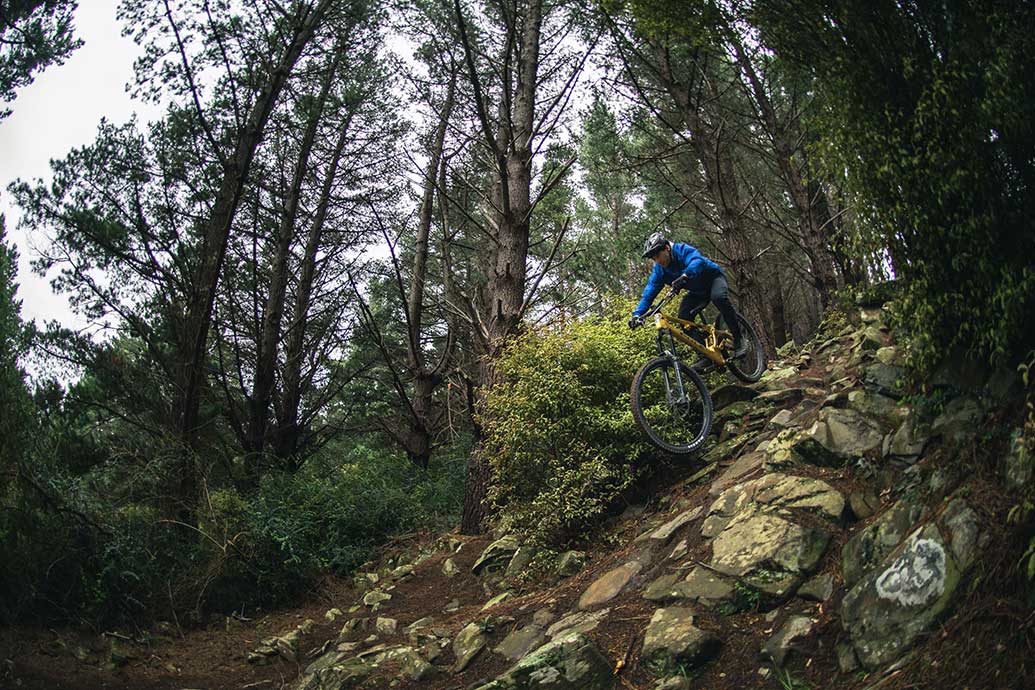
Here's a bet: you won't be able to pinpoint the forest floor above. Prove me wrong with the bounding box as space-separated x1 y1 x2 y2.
3 489 1031 690
3 356 1034 690
0 576 356 690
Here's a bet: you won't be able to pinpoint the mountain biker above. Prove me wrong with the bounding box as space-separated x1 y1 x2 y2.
628 232 746 359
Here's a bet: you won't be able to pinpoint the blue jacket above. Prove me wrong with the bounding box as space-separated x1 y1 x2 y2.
633 243 722 316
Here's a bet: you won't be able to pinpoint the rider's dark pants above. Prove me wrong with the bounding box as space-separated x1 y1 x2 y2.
677 272 742 342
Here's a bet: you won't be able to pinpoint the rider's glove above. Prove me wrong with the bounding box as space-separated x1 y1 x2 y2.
628 315 644 330
671 274 690 291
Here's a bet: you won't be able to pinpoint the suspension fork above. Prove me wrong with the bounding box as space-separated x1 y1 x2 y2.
656 329 688 406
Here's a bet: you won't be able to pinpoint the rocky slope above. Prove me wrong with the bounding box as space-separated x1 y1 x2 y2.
5 299 1027 690
246 302 1028 690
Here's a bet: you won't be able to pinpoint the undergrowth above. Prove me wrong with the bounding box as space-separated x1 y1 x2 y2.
481 300 659 547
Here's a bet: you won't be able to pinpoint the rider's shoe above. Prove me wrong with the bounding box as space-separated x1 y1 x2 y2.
732 337 748 359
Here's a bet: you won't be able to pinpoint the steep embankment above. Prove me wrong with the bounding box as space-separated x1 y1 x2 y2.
3 299 1029 690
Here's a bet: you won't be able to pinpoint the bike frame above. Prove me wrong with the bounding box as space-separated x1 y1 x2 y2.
643 288 734 368
639 287 732 414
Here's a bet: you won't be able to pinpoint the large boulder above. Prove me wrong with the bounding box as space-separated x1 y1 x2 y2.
643 573 695 603
494 624 547 661
649 507 703 543
883 414 927 459
642 567 738 607
702 473 840 604
847 391 910 426
842 524 962 669
362 590 391 608
506 546 536 576
931 396 985 442
473 535 522 575
842 500 927 588
761 615 815 666
759 366 799 389
471 632 613 690
798 573 835 602
453 622 488 672
709 513 829 584
864 363 905 398
765 429 834 468
641 608 721 676
709 451 766 497
680 567 736 606
803 408 885 462
852 326 886 354
556 550 586 577
702 473 844 538
545 609 611 640
938 497 982 571
442 558 460 577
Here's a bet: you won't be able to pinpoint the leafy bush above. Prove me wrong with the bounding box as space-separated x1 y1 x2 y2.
0 431 466 623
200 440 465 609
481 303 659 546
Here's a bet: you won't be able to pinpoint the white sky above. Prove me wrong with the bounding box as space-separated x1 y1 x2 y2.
0 1 159 329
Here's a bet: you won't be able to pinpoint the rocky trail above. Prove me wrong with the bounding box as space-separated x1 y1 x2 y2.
3 302 1031 690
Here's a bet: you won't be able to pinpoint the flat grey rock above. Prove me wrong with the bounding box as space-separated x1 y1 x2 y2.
578 561 643 609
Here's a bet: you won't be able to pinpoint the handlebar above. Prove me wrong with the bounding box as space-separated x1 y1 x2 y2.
642 287 680 319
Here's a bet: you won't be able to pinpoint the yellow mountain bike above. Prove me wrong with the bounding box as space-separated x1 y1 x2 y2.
630 287 765 454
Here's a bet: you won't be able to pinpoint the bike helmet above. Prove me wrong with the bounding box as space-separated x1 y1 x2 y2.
642 232 668 258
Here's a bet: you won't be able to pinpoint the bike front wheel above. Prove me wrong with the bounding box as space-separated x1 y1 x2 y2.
631 357 713 454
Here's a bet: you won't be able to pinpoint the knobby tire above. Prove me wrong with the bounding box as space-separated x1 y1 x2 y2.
630 356 713 454
723 313 765 383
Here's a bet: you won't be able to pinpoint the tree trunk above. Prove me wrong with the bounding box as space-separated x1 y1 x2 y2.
397 76 456 470
246 52 338 476
175 0 329 515
458 0 543 535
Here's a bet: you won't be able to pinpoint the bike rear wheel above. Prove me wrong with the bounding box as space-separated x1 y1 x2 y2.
721 313 765 383
631 356 713 454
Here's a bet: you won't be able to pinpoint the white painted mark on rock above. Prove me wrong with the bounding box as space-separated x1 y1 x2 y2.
875 538 946 607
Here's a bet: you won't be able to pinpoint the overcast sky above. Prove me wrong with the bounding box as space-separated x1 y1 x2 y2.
0 1 159 329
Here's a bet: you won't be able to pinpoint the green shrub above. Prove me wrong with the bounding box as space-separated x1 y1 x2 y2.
1 432 466 623
481 303 658 546
204 440 465 608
